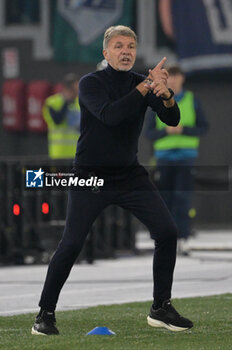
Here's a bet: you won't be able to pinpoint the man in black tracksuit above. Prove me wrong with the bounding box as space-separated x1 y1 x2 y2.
32 25 193 335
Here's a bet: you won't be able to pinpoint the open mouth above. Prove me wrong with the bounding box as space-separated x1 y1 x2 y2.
121 57 131 63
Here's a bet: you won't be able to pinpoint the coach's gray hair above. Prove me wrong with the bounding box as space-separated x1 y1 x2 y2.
103 25 137 49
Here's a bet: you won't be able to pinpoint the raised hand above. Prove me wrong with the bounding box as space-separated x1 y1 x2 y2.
147 57 172 100
148 57 169 85
139 57 173 100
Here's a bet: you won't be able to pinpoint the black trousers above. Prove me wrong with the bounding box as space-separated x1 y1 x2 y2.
39 167 178 311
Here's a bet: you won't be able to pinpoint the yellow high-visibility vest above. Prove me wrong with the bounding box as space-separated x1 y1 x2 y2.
43 93 80 159
154 91 199 151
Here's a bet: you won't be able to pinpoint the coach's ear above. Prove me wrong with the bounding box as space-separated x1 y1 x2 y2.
103 49 108 61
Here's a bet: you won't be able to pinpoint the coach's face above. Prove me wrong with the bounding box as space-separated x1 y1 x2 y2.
103 35 136 71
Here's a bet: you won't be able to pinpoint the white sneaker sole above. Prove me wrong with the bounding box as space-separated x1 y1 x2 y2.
31 327 47 336
147 316 189 332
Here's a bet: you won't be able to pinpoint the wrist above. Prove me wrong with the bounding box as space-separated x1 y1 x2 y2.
161 88 174 101
136 81 150 96
163 98 175 108
144 77 153 86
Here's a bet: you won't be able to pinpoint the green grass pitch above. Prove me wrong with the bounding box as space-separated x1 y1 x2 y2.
0 294 231 350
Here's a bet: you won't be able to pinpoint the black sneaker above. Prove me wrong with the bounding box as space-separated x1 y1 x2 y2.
31 311 59 335
147 300 193 332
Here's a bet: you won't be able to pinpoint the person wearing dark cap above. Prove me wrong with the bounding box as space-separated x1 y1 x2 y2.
43 73 80 159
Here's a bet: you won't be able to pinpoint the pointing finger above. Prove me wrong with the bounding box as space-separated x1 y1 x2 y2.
154 57 167 70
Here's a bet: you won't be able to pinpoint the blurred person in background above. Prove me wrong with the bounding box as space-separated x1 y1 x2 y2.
43 73 80 159
146 65 208 255
32 25 193 336
158 0 175 40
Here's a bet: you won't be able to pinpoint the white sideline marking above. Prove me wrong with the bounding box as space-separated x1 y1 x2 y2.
0 328 22 332
0 293 41 300
0 308 38 315
0 282 152 300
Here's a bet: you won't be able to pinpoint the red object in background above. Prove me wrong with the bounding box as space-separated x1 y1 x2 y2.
26 81 52 133
2 80 26 131
13 203 20 216
42 202 49 215
53 82 63 94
